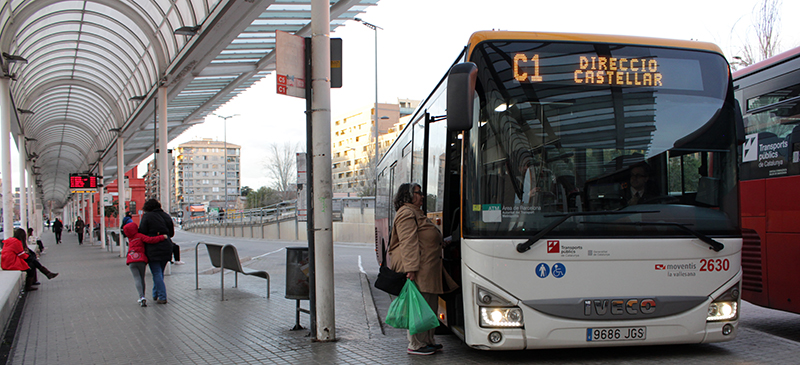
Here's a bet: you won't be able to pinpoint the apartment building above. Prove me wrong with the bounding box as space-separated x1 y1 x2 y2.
331 99 418 195
175 138 241 212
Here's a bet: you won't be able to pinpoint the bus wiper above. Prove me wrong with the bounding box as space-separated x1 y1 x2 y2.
516 210 659 253
583 221 725 252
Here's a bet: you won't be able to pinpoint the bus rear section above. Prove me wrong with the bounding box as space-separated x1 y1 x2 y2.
733 46 800 314
448 31 743 349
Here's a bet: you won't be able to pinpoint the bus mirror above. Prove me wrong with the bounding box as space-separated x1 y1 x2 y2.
733 99 745 144
447 62 478 131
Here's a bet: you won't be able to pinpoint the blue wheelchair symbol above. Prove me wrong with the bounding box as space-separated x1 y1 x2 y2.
535 263 550 278
552 263 566 278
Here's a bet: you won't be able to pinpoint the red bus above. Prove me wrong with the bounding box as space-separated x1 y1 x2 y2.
734 46 800 314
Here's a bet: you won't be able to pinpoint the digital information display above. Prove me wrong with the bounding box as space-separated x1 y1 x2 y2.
69 174 98 190
513 54 663 87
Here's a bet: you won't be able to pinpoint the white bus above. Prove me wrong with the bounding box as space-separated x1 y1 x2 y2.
375 31 742 350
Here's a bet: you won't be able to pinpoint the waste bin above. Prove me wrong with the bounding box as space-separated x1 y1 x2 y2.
285 247 309 300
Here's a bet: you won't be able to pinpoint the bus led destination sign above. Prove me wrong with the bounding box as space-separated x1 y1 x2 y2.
513 54 663 87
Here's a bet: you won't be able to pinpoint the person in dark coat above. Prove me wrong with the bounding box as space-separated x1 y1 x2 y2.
74 216 85 244
124 222 168 307
52 218 63 244
138 199 175 304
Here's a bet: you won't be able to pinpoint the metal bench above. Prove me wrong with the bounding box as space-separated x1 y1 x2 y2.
106 231 120 251
194 242 270 301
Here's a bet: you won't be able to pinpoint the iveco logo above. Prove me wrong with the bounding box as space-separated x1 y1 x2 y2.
584 298 657 316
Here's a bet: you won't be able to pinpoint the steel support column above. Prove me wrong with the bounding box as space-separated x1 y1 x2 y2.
311 0 335 342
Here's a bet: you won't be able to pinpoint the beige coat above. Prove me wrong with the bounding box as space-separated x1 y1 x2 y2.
388 203 458 294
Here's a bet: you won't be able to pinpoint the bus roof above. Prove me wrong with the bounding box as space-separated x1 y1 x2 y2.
467 31 724 58
732 45 800 81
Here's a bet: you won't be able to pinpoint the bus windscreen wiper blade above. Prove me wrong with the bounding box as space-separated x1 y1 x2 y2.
583 221 725 252
516 210 659 253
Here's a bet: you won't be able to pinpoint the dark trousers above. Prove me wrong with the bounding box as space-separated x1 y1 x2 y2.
172 244 181 262
54 231 62 243
24 256 46 281
77 230 84 244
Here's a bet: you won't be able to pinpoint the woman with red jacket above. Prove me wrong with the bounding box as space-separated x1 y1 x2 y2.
1 228 37 292
123 222 168 307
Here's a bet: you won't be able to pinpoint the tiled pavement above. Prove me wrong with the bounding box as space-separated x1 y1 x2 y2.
5 229 461 365
6 228 800 364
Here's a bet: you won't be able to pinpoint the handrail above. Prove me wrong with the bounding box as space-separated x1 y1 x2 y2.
182 196 375 229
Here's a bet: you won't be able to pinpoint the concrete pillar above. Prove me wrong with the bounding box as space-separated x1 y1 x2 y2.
117 133 126 258
18 137 27 231
99 161 106 249
89 190 94 244
311 0 335 342
27 169 34 233
158 86 170 213
0 78 13 238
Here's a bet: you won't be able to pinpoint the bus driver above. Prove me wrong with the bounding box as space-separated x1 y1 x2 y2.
623 163 656 206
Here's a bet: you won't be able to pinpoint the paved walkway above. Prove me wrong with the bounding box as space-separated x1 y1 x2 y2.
5 228 465 365
6 228 800 364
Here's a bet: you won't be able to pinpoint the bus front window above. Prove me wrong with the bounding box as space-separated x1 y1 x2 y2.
464 40 739 239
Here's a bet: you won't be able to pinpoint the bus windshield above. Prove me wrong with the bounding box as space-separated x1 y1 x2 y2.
465 40 740 238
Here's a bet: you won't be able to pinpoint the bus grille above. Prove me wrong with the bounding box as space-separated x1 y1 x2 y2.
741 229 763 293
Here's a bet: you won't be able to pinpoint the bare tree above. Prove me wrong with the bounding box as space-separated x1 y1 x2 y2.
264 142 300 200
246 186 281 208
732 0 782 69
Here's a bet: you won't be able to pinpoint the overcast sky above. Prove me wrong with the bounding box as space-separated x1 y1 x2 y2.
10 0 800 192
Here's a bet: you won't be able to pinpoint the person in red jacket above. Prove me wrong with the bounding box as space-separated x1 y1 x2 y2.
1 228 36 292
123 222 168 307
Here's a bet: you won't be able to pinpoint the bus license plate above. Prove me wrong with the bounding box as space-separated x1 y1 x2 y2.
586 327 646 342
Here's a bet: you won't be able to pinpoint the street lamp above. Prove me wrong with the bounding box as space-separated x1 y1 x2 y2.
355 18 383 174
211 113 239 211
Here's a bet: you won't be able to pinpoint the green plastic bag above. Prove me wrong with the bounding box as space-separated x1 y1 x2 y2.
385 279 440 335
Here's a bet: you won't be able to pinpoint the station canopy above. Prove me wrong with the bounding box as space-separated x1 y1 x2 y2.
0 0 377 207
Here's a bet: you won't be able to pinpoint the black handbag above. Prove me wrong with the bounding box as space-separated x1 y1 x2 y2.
373 227 406 296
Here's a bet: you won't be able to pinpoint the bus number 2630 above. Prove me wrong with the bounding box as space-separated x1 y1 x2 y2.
699 259 730 272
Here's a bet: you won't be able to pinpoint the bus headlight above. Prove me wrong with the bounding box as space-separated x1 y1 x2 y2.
707 283 740 322
707 301 737 321
479 307 523 328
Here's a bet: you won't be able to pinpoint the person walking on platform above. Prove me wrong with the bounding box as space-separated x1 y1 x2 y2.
138 199 175 304
123 221 169 307
389 183 458 356
52 218 63 244
74 216 85 245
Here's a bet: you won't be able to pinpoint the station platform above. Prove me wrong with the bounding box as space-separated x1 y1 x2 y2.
6 228 800 364
2 229 467 364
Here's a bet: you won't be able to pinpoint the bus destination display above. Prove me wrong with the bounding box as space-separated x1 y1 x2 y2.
514 53 663 87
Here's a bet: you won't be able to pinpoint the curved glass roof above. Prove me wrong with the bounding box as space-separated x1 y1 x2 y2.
1 0 377 207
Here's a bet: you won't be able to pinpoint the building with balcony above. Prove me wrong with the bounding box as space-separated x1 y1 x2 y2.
331 99 418 195
175 139 241 213
143 151 177 213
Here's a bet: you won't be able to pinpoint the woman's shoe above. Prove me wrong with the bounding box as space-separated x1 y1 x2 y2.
32 282 41 286
138 298 147 307
45 271 59 280
156 299 168 304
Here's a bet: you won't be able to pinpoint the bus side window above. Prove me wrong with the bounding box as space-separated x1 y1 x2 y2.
790 125 800 175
